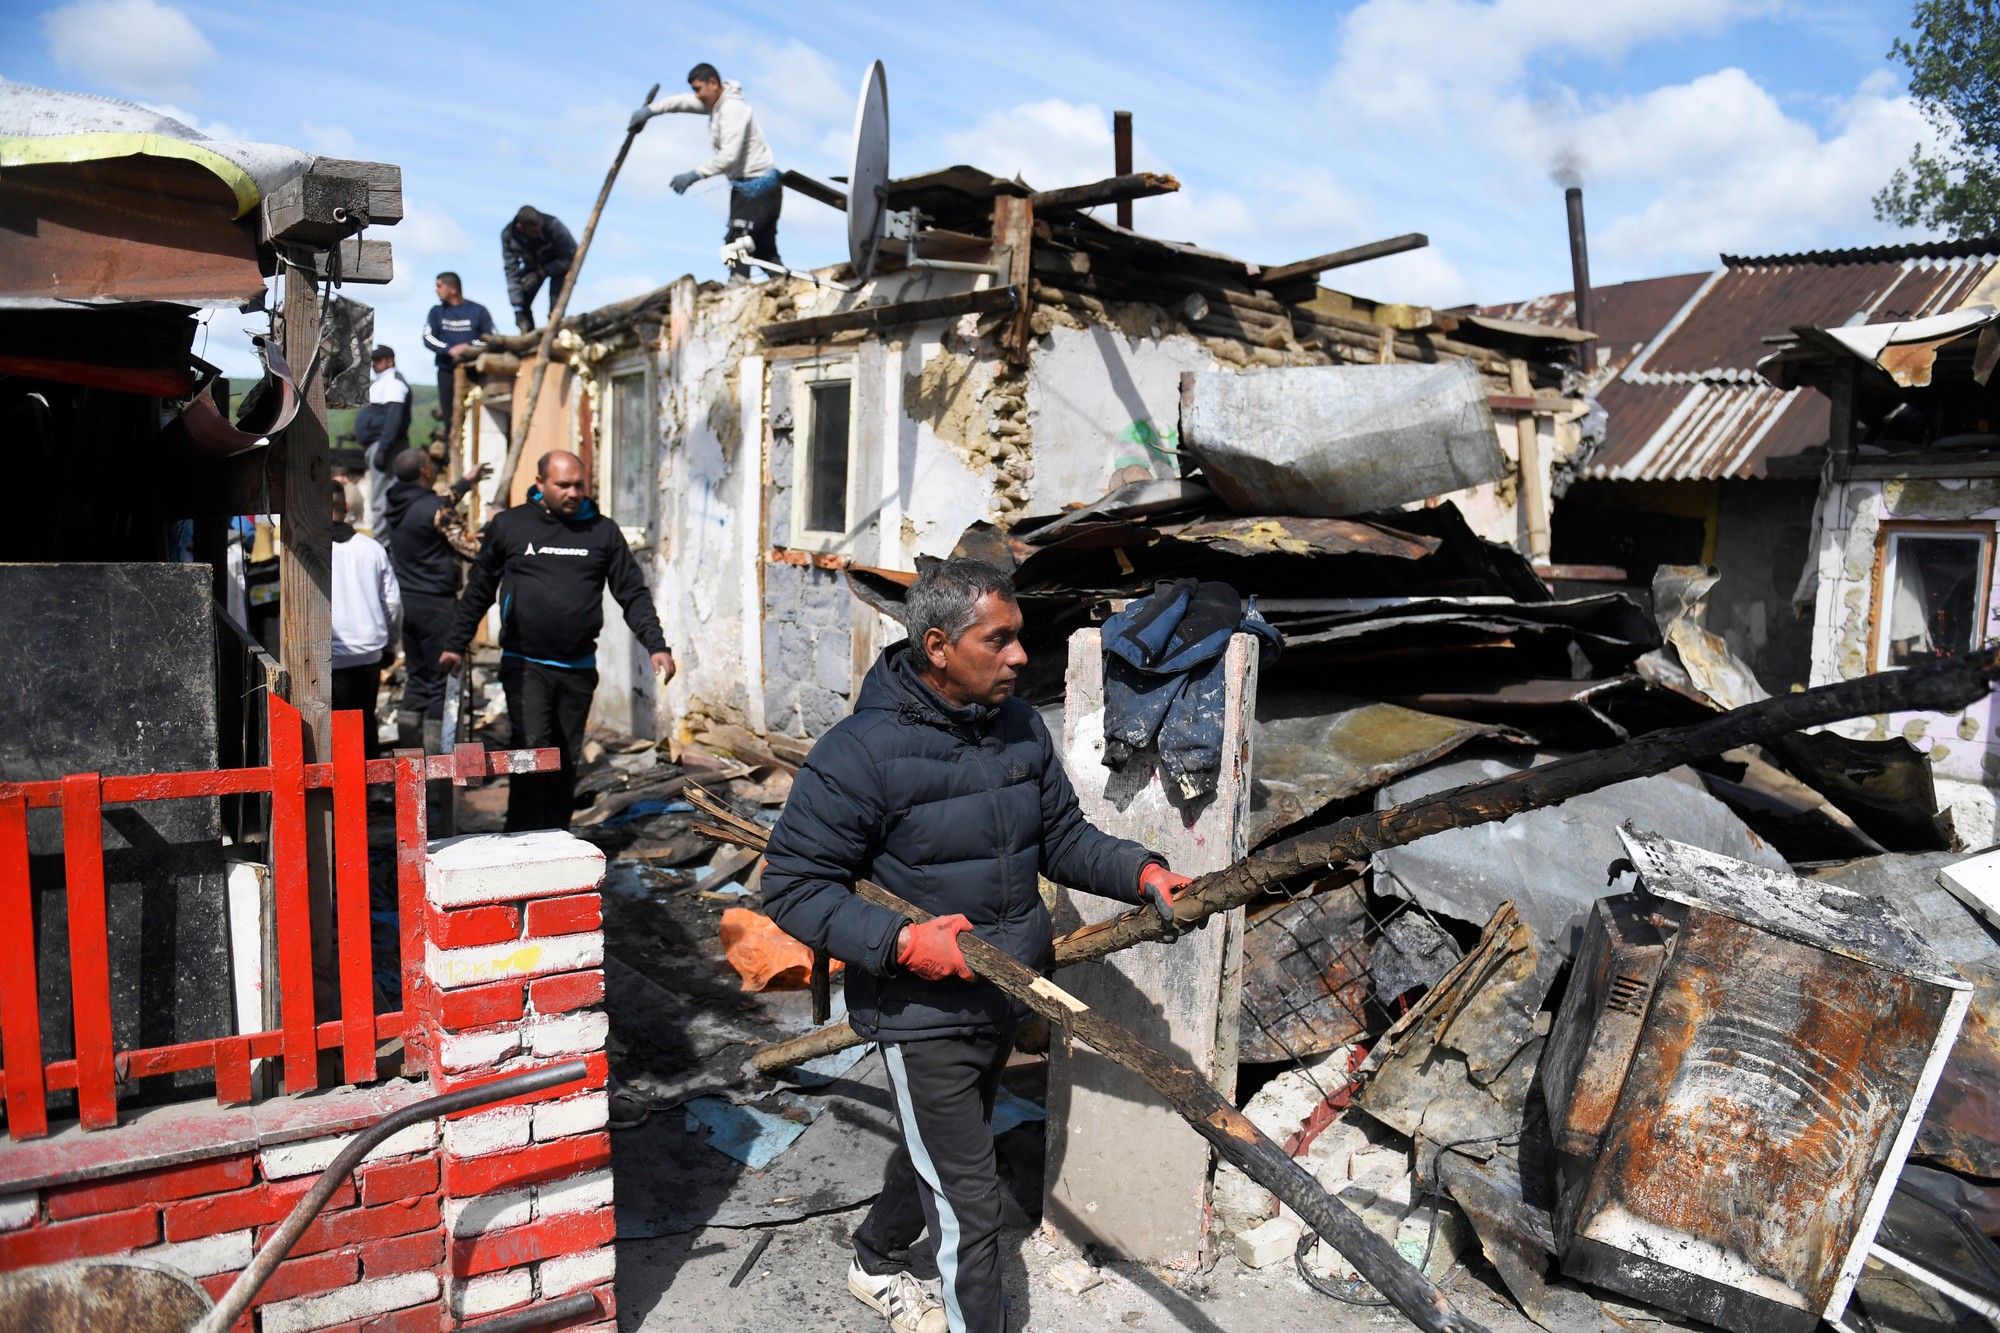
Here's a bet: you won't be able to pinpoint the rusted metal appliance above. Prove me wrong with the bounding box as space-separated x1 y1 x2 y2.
1543 828 1972 1333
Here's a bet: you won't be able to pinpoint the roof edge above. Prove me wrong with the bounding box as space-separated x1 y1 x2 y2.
1722 237 2000 268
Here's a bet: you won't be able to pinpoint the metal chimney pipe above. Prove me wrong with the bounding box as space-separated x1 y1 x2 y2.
1114 111 1133 229
1565 185 1596 370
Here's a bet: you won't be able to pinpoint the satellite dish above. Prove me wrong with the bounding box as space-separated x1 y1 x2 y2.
847 61 890 280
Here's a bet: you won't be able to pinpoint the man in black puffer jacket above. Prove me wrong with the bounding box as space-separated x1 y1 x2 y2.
382 448 489 751
762 558 1191 1333
440 449 673 831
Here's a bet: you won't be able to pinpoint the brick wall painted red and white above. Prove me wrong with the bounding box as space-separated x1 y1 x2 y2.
0 829 615 1333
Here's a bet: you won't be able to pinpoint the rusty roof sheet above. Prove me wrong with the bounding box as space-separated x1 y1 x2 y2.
1582 378 1828 481
1487 242 2000 481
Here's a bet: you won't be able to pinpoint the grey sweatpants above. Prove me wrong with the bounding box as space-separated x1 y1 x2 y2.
855 1031 1013 1333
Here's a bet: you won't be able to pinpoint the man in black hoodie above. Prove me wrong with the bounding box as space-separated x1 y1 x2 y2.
442 449 673 831
760 558 1190 1333
383 448 490 751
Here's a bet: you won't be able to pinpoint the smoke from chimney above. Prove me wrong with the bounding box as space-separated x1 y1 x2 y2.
1550 146 1585 192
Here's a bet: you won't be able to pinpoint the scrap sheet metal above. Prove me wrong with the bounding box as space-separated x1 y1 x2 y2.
1371 753 1788 953
1563 831 1972 1332
1813 849 2000 1178
1181 359 1506 517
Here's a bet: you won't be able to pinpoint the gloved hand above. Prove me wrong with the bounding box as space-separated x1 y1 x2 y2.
1138 863 1193 928
897 914 975 982
627 105 654 134
514 309 535 334
670 169 701 195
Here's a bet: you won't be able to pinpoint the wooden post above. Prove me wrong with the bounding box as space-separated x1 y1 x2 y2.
1510 359 1550 561
992 196 1035 364
1113 111 1134 229
1043 628 1255 1268
278 266 338 1026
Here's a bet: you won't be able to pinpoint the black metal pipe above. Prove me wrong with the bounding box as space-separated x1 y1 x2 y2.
1565 185 1596 369
457 1290 601 1331
1114 111 1134 229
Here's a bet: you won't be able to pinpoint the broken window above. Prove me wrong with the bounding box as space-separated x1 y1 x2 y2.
1877 527 1991 668
803 378 852 537
608 369 654 540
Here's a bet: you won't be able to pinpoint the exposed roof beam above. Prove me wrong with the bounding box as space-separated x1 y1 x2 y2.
1029 172 1178 213
1262 233 1429 286
782 170 847 212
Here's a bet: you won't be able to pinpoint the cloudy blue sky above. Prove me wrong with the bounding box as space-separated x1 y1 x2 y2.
2 0 1937 375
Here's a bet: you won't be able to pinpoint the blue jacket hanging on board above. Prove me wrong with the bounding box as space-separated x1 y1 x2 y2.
1100 578 1282 799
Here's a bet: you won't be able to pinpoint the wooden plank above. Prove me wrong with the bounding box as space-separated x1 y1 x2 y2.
1113 111 1134 229
394 750 430 1073
213 1035 252 1106
1262 232 1429 285
305 238 393 285
759 284 1020 345
992 198 1035 364
331 710 374 1085
261 172 371 246
780 170 847 212
59 775 116 1130
267 697 318 1094
0 794 46 1139
1029 172 1178 213
303 159 404 226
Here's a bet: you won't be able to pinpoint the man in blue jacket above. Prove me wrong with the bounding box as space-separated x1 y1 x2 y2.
761 558 1190 1333
421 271 496 443
440 449 672 830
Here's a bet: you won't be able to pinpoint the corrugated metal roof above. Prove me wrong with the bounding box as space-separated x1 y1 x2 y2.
1487 241 2000 480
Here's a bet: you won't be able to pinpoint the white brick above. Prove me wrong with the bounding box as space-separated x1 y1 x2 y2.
528 1010 609 1058
261 1271 439 1333
0 1193 35 1232
449 1268 534 1319
259 1121 439 1180
537 1244 616 1298
535 1168 613 1219
444 1104 532 1158
1234 1216 1303 1270
140 1227 253 1278
426 932 603 992
426 831 604 909
438 1027 522 1073
445 1188 534 1238
533 1091 609 1142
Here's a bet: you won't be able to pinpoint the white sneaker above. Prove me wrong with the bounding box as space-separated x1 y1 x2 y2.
847 1258 947 1333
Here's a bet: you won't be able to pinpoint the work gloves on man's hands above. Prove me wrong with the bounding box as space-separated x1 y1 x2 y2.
1138 863 1195 930
627 106 654 134
897 914 975 982
670 170 701 195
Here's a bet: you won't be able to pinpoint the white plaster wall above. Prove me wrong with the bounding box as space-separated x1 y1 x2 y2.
1024 324 1214 511
1808 474 2000 838
892 334 1005 567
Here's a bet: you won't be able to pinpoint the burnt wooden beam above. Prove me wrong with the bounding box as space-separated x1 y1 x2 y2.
685 791 1486 1333
759 285 1021 346
1261 232 1429 286
781 170 848 212
1029 172 1179 214
304 237 393 285
304 158 403 226
262 173 369 246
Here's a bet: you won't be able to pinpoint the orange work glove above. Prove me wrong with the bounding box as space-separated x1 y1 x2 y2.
1138 863 1193 927
897 914 975 981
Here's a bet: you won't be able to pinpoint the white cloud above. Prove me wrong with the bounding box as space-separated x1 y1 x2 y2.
301 120 356 158
42 0 215 103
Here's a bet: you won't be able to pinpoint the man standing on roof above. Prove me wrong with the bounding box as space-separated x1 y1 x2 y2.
629 63 781 281
760 558 1193 1333
422 271 496 444
439 449 674 831
502 206 578 333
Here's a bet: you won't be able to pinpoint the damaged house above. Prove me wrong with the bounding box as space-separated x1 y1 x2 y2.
450 165 1603 748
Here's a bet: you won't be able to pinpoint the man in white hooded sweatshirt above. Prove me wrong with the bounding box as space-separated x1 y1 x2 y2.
631 64 781 280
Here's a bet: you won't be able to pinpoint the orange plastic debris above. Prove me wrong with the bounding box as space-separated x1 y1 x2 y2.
720 907 843 992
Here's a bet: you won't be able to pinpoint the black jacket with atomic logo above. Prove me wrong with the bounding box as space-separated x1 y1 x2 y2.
445 488 668 667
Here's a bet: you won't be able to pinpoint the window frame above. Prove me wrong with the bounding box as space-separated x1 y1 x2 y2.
601 356 657 549
788 357 860 553
1868 519 1996 671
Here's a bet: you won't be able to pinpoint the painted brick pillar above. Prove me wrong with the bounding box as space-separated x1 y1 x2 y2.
419 829 617 1329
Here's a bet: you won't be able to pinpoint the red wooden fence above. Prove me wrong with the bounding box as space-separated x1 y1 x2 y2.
0 697 557 1141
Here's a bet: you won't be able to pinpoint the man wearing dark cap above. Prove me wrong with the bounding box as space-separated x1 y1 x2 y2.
355 345 411 537
502 206 578 334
